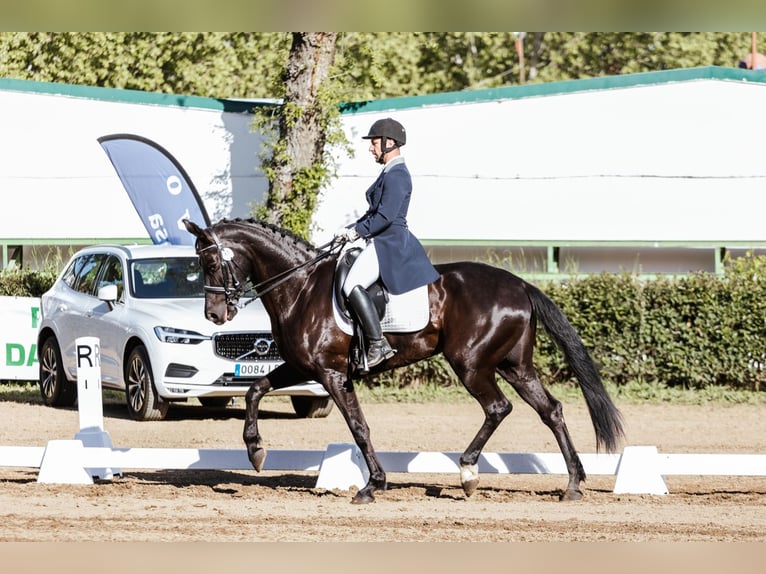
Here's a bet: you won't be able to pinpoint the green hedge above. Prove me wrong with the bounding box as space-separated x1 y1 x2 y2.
0 266 57 297
4 255 765 392
370 254 766 392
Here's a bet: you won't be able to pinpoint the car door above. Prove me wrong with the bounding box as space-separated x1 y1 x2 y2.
89 254 130 387
62 251 130 386
55 252 109 380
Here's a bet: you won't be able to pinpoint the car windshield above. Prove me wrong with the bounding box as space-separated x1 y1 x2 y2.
130 257 205 299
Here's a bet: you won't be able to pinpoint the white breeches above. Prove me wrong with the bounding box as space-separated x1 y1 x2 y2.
342 240 380 296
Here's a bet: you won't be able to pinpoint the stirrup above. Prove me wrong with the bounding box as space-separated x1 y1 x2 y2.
366 338 396 369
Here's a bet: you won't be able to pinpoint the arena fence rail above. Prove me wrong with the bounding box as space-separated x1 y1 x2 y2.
1 338 764 495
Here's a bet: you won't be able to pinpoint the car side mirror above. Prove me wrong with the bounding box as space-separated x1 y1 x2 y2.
97 284 119 306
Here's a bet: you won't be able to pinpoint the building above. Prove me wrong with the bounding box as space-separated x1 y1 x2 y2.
2 66 766 276
317 66 766 276
0 77 271 269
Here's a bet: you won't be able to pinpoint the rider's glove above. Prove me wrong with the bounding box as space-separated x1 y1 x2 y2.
334 226 359 242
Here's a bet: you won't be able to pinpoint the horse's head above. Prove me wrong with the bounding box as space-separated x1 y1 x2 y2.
184 219 246 325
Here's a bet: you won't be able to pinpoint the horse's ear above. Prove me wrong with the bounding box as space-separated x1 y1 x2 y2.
183 219 205 238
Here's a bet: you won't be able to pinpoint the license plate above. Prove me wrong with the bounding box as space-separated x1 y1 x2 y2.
234 363 277 377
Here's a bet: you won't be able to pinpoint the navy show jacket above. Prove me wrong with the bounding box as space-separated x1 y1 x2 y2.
353 157 440 295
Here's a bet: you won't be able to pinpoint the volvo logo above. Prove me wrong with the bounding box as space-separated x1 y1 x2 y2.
252 338 272 356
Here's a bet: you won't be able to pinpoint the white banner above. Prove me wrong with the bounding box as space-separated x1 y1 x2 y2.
0 296 41 380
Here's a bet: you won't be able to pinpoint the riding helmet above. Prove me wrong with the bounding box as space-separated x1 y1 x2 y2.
362 118 406 147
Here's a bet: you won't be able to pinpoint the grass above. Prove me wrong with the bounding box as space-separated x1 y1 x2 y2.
3 379 764 406
0 381 43 403
354 379 766 406
0 382 126 405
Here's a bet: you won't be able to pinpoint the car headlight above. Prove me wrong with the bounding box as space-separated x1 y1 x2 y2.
154 326 209 345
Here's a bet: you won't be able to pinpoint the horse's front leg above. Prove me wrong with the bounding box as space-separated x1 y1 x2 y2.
243 378 270 471
243 363 304 472
322 369 387 504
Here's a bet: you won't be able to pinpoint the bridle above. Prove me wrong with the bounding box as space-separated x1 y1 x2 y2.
196 230 246 307
195 229 343 308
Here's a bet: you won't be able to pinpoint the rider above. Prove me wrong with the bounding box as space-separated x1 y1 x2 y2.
334 117 440 371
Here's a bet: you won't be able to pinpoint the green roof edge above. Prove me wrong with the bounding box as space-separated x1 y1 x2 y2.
0 76 271 114
4 65 766 117
339 66 766 114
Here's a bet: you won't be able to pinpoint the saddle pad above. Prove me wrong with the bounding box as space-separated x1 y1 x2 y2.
332 285 430 336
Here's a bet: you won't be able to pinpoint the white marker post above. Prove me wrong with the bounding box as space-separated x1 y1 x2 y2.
73 336 119 480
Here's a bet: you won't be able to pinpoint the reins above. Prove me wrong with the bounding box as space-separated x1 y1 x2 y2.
241 238 342 305
197 233 343 308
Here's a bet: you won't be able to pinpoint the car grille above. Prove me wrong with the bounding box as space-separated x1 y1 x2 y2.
212 332 282 362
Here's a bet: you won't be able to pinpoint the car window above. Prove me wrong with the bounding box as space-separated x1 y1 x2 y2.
61 254 87 289
97 255 125 301
131 257 204 298
60 260 77 289
73 253 107 295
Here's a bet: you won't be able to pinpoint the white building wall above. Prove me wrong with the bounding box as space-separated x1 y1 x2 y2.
314 78 766 246
0 86 267 245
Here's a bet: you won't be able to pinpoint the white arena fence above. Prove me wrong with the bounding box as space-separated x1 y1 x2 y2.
1 338 764 495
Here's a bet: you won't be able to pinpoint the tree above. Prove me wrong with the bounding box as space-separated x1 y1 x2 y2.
254 32 340 238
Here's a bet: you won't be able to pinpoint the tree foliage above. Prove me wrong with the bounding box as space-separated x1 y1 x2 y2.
2 32 755 102
0 32 289 98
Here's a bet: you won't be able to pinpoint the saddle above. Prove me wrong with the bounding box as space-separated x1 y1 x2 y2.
334 247 388 322
332 245 430 356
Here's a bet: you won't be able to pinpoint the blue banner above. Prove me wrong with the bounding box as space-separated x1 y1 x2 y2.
98 134 210 245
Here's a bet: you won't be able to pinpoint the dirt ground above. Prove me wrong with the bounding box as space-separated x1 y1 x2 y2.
0 391 764 545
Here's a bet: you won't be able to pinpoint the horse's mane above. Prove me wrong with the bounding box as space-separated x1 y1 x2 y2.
217 217 320 256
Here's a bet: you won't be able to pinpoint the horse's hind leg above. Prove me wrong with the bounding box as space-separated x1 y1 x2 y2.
498 364 586 501
452 363 513 497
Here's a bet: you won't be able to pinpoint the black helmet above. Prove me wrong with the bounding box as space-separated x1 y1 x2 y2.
362 118 406 147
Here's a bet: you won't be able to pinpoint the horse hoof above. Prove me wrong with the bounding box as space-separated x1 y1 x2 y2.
351 491 376 505
460 463 479 497
462 478 480 497
560 489 583 501
249 447 267 472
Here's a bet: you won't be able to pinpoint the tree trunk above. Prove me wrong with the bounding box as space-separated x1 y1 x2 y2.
265 32 338 232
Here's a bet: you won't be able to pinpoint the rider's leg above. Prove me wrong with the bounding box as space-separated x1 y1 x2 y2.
346 285 395 369
343 242 396 370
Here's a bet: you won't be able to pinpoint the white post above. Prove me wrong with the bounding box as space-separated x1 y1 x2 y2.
613 446 668 495
75 336 104 432
73 336 119 480
315 443 368 491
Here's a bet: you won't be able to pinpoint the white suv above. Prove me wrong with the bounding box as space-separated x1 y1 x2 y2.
37 243 332 421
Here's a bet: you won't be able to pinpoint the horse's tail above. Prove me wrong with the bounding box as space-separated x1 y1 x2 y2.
525 282 624 453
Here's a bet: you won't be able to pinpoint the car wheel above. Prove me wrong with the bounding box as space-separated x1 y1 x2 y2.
38 335 77 407
199 397 232 408
125 345 169 421
290 396 334 418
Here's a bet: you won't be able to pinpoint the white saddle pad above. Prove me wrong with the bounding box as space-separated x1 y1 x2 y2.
333 285 430 335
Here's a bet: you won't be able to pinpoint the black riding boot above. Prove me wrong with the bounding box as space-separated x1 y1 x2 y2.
346 285 396 371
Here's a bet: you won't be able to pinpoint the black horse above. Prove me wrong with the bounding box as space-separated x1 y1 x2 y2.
184 218 624 504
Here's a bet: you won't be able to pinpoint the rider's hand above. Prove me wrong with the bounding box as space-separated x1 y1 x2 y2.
334 226 359 242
